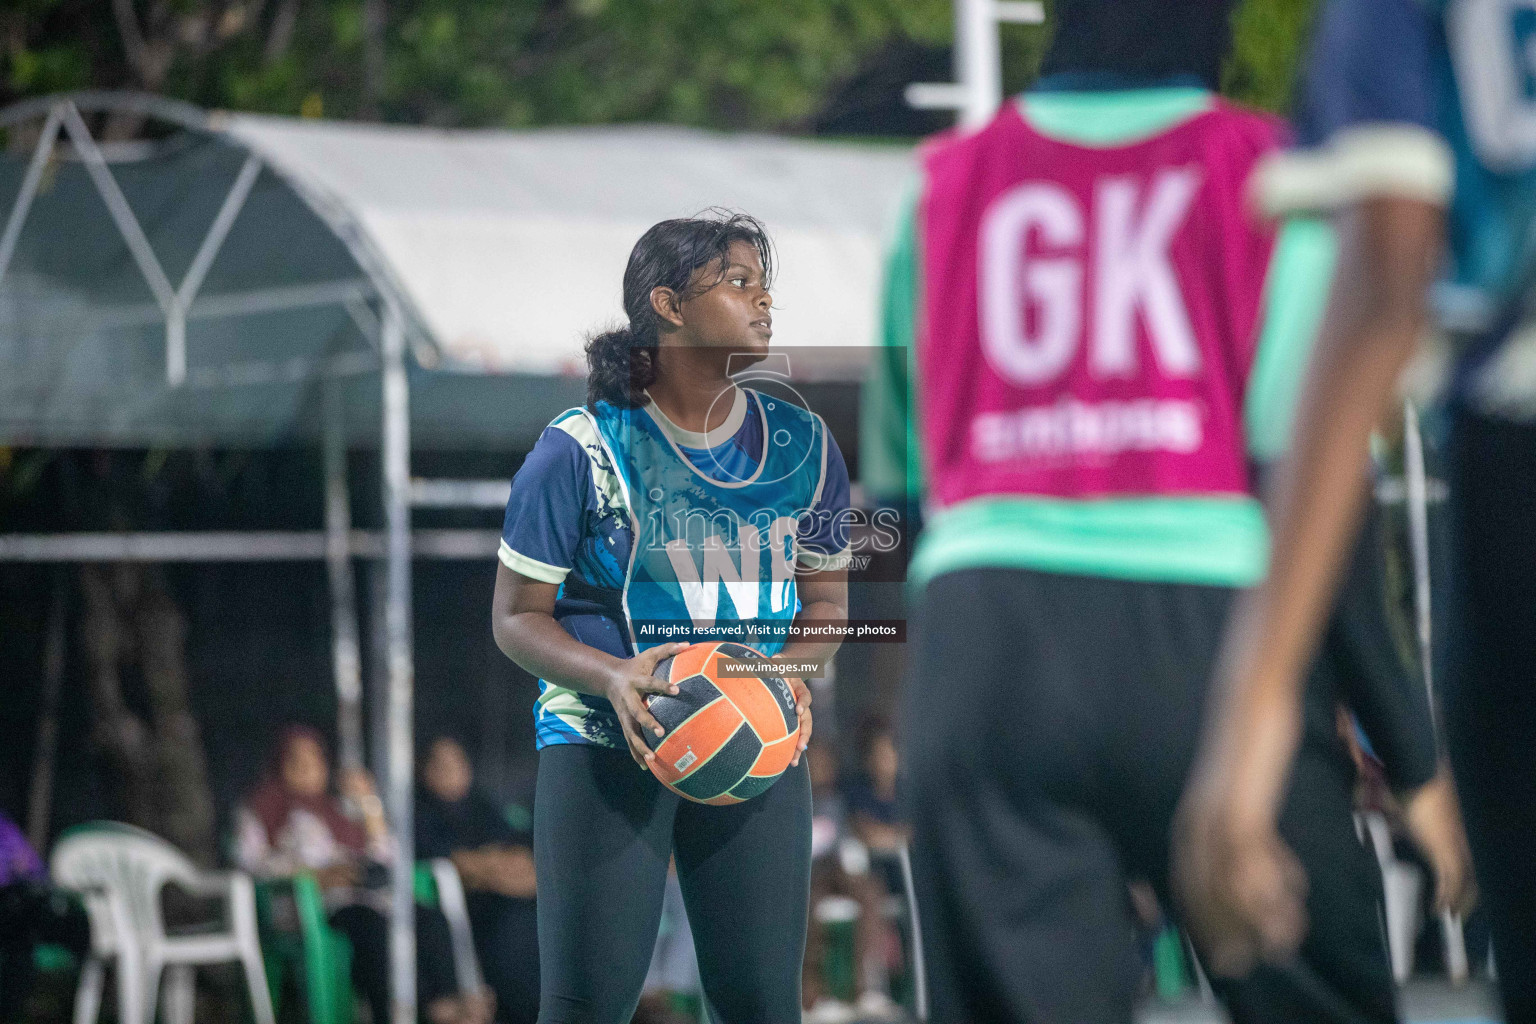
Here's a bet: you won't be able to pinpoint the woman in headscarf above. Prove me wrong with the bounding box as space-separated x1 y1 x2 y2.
236 725 486 1024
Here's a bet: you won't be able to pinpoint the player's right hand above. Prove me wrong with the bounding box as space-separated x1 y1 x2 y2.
604 642 689 770
1172 792 1308 977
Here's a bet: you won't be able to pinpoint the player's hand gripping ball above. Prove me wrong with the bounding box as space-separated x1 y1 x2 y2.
644 642 801 804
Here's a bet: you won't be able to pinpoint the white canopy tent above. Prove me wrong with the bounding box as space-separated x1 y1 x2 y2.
0 91 912 1023
224 114 913 377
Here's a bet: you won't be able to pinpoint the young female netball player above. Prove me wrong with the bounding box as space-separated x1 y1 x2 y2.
491 212 851 1024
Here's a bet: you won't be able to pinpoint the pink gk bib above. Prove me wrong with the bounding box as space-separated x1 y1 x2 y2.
918 100 1283 510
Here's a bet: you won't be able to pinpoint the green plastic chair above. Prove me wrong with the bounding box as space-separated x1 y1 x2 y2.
255 861 481 1024
1152 926 1191 1001
254 873 354 1024
812 895 860 1004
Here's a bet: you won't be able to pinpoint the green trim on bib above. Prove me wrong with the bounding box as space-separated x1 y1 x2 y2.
910 495 1270 589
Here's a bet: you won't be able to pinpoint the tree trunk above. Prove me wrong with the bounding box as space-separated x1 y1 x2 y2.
79 564 217 865
26 574 68 850
81 565 158 829
139 568 217 865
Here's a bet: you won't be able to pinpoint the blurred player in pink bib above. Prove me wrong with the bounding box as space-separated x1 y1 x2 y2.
865 1 1421 1020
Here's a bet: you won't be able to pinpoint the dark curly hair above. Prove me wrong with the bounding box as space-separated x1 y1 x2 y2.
585 210 775 409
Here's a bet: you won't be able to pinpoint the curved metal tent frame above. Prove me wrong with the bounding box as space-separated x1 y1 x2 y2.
0 91 427 1022
0 90 438 375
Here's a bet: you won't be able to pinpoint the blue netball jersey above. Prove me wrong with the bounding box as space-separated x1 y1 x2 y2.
500 387 851 749
1253 0 1536 415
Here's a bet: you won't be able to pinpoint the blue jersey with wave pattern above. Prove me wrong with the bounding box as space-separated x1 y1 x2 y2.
1281 0 1536 412
501 390 843 749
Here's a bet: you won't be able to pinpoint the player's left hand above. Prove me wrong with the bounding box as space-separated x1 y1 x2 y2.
785 677 812 767
1405 770 1477 916
1172 792 1308 977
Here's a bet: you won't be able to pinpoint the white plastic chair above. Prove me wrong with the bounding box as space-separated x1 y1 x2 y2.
892 842 928 1022
850 838 929 1022
426 858 485 998
51 822 276 1024
52 859 144 1024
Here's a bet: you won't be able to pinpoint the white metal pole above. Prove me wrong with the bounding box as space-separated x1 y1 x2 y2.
0 104 65 290
369 560 392 787
1402 401 1438 738
957 0 1003 128
905 2 1040 124
381 302 417 1024
325 381 365 771
1401 400 1467 982
176 155 263 314
57 103 183 384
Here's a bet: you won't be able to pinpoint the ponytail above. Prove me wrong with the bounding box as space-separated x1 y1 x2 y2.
583 327 658 409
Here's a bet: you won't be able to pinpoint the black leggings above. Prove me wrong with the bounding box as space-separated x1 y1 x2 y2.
533 743 811 1024
904 568 1396 1024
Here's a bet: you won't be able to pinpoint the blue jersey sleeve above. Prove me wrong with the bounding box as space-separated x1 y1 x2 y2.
1253 0 1455 214
1295 0 1441 147
797 431 852 571
499 426 593 584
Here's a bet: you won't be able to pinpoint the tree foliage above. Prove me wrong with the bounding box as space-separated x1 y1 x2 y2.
1224 0 1319 115
1 0 1314 131
2 0 954 128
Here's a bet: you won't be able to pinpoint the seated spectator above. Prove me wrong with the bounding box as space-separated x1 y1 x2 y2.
416 737 538 1024
844 715 908 854
236 725 487 1024
0 809 88 1021
802 737 900 1023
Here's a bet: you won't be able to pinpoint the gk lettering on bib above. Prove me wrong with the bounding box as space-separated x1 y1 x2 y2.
918 101 1283 509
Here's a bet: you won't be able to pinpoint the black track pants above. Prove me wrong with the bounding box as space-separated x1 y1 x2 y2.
533 743 811 1024
903 567 1396 1024
1448 410 1536 1024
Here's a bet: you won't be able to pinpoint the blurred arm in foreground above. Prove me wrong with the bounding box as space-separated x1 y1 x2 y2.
1176 192 1444 976
1172 0 1458 970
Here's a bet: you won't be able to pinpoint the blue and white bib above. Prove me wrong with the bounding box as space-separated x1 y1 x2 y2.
526 388 833 747
590 388 829 653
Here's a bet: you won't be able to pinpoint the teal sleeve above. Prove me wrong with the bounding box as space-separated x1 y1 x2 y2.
1244 217 1340 462
861 184 924 503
